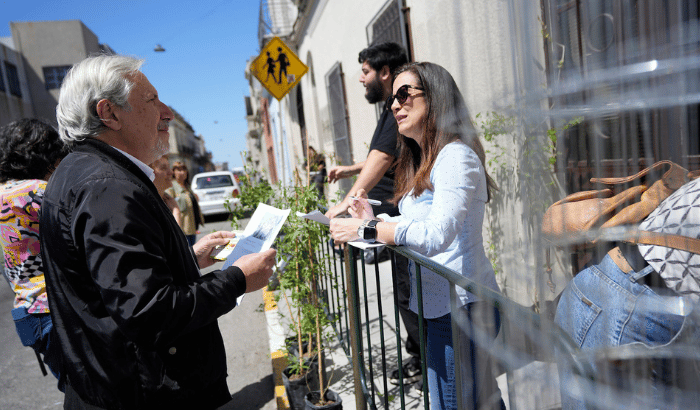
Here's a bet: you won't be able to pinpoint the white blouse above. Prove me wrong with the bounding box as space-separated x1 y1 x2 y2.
381 141 500 318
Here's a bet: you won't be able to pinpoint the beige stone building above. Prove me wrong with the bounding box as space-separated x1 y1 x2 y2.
6 20 113 126
0 37 33 126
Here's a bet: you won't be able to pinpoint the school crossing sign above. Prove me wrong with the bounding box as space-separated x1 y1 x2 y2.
251 37 308 101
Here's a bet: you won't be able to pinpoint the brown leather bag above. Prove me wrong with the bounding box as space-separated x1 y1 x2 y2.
542 160 699 246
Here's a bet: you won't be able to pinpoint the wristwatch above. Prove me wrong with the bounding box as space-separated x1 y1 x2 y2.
357 219 379 242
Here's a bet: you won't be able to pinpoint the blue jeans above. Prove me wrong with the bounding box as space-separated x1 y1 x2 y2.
12 307 63 389
186 234 197 247
425 302 504 410
554 254 697 409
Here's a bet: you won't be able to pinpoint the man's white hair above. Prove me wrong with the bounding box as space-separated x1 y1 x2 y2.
56 54 144 145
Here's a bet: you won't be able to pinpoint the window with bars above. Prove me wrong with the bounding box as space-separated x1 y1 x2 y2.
0 62 5 92
366 0 412 59
367 0 402 45
543 0 700 192
366 0 413 118
325 62 354 195
4 62 21 97
43 65 72 90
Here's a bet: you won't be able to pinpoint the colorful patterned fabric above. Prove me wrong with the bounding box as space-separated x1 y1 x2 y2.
1 179 49 312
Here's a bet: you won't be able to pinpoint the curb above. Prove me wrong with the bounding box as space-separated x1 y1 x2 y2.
263 285 289 410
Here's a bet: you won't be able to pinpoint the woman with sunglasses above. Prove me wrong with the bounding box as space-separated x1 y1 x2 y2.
330 62 503 409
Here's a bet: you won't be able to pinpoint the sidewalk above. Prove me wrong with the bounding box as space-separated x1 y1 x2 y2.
201 261 278 410
263 249 562 410
265 252 425 410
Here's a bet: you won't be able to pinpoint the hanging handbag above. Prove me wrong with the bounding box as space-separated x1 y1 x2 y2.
541 161 700 294
542 160 699 244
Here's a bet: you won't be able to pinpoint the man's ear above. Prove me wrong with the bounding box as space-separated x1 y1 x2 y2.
379 65 392 83
95 99 122 131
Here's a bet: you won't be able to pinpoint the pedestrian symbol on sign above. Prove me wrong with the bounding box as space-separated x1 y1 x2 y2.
276 47 289 84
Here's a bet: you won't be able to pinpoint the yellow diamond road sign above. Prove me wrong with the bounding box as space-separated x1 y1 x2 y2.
251 37 308 101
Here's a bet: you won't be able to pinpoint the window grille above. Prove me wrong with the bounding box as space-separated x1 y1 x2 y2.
367 0 403 46
43 66 72 90
0 62 5 92
4 62 21 97
325 62 354 195
543 0 700 192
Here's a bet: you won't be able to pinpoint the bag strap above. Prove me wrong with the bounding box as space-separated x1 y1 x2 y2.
624 229 700 254
591 160 677 185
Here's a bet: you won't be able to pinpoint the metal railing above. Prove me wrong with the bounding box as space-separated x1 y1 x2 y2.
311 232 700 409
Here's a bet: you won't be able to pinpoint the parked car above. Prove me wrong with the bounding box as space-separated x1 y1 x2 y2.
190 171 241 216
231 167 245 183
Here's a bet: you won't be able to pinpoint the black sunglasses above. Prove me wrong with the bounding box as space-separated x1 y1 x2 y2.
387 84 424 107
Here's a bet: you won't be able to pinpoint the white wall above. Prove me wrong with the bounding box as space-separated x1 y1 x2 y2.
286 0 569 305
296 0 393 169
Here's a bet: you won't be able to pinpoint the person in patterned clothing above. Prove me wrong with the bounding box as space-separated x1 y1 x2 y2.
0 118 68 387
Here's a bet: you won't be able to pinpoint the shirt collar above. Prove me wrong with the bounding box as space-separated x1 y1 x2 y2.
112 147 155 182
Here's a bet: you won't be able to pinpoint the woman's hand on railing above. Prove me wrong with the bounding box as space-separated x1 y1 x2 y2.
329 218 363 244
348 189 375 220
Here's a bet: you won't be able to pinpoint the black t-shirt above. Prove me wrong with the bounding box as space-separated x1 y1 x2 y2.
367 107 400 216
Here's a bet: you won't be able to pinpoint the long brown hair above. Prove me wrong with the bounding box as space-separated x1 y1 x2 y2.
391 62 497 203
171 161 192 192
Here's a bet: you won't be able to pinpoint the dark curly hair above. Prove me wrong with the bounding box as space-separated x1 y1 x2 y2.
0 118 68 182
358 42 408 75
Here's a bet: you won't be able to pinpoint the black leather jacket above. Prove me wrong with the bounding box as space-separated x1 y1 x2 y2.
41 139 246 409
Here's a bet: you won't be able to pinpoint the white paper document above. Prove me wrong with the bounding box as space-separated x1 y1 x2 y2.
296 210 382 249
296 210 330 225
347 240 384 249
222 203 290 268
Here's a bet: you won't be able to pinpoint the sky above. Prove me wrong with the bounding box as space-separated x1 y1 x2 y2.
0 0 262 169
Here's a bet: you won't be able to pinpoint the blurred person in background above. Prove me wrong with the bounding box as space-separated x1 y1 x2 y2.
167 161 204 246
330 62 504 410
305 146 326 198
150 155 181 226
0 118 68 389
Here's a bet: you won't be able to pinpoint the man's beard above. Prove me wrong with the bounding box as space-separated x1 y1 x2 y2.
152 137 169 160
364 76 385 104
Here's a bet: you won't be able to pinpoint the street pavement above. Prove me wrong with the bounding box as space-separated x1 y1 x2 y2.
0 215 277 410
199 215 277 410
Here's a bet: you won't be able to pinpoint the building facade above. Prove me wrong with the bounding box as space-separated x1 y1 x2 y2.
0 37 33 126
8 20 113 126
246 0 699 305
167 107 209 175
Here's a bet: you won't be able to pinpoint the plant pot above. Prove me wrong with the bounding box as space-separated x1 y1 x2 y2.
286 336 312 358
282 359 320 410
304 389 343 410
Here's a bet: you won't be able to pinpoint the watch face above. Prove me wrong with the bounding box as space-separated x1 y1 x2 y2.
358 220 378 241
363 226 377 240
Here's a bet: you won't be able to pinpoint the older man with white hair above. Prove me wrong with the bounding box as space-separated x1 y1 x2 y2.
40 54 276 410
